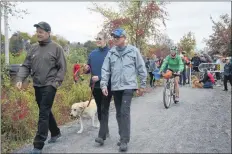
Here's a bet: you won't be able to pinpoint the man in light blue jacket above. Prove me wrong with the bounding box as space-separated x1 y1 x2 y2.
100 28 147 152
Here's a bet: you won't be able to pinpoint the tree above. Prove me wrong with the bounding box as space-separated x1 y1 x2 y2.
83 40 97 56
67 47 88 64
177 31 196 57
89 1 168 53
204 14 231 56
19 32 31 40
0 1 28 64
51 34 69 48
1 34 5 53
9 32 24 55
146 33 174 58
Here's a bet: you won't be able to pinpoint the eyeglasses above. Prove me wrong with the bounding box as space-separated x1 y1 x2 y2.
111 34 122 39
95 37 103 41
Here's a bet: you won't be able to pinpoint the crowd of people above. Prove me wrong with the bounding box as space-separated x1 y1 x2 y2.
15 21 231 154
144 51 232 90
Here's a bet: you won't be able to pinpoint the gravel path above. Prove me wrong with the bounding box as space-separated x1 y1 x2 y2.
16 86 231 153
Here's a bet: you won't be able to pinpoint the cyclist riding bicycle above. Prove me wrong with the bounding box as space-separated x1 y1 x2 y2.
159 46 184 102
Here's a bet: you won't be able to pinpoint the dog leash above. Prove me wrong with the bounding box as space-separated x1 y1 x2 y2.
78 81 96 117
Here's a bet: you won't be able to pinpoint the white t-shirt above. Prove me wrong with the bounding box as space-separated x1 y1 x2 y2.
216 59 225 72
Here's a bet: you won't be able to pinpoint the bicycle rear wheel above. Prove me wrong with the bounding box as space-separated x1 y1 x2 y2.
163 82 172 109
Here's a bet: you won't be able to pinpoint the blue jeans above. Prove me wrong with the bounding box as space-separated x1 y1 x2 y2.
203 81 213 88
179 70 186 84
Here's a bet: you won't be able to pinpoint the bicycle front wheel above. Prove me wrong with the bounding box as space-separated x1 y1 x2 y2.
163 83 172 109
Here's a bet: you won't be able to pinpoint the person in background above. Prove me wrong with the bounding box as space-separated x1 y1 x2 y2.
83 31 112 145
145 57 150 69
179 51 189 85
223 57 232 91
157 56 164 68
184 54 191 84
199 69 215 89
191 53 201 71
16 22 66 154
215 56 223 87
200 54 207 63
203 53 213 63
100 28 147 152
147 54 157 87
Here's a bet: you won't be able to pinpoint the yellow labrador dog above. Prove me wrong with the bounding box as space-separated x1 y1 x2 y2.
70 99 99 134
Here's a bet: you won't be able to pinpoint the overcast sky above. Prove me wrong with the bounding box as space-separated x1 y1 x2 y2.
2 1 231 50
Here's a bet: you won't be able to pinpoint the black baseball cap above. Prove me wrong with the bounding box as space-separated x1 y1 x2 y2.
34 21 51 32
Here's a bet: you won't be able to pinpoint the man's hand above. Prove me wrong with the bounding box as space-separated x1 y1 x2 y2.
136 88 145 96
16 82 22 89
102 88 108 96
83 64 90 73
92 76 99 82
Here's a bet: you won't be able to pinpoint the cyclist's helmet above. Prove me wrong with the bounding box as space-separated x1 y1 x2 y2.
170 46 178 58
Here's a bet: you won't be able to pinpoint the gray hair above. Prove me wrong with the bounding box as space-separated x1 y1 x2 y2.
97 31 108 41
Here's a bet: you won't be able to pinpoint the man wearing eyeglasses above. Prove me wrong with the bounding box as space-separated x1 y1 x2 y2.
100 28 147 152
83 31 112 145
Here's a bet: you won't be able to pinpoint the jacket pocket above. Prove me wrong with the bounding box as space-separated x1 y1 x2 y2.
48 52 57 67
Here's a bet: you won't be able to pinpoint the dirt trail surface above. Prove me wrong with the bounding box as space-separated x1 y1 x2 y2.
16 86 231 153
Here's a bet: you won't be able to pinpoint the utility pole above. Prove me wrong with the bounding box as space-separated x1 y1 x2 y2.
0 2 2 54
4 6 9 65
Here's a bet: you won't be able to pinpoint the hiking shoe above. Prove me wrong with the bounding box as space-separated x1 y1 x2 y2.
119 142 128 152
95 137 104 145
30 148 42 154
48 133 61 143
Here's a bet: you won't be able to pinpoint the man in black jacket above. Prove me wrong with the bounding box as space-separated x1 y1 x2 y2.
16 22 67 154
223 58 232 91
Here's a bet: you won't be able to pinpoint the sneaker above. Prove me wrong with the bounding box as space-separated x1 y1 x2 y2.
223 89 228 91
30 148 42 154
216 84 221 87
95 137 104 145
175 97 179 103
117 141 121 146
48 133 61 143
119 142 128 152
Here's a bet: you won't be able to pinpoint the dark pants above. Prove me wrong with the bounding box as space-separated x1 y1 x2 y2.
216 72 221 80
149 72 155 87
180 69 186 85
33 86 60 150
224 75 232 90
92 87 112 140
113 89 134 143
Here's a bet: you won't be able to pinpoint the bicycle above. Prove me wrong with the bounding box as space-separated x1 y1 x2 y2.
162 73 179 109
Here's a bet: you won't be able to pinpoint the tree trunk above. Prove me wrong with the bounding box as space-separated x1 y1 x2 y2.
4 7 9 65
0 2 2 54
